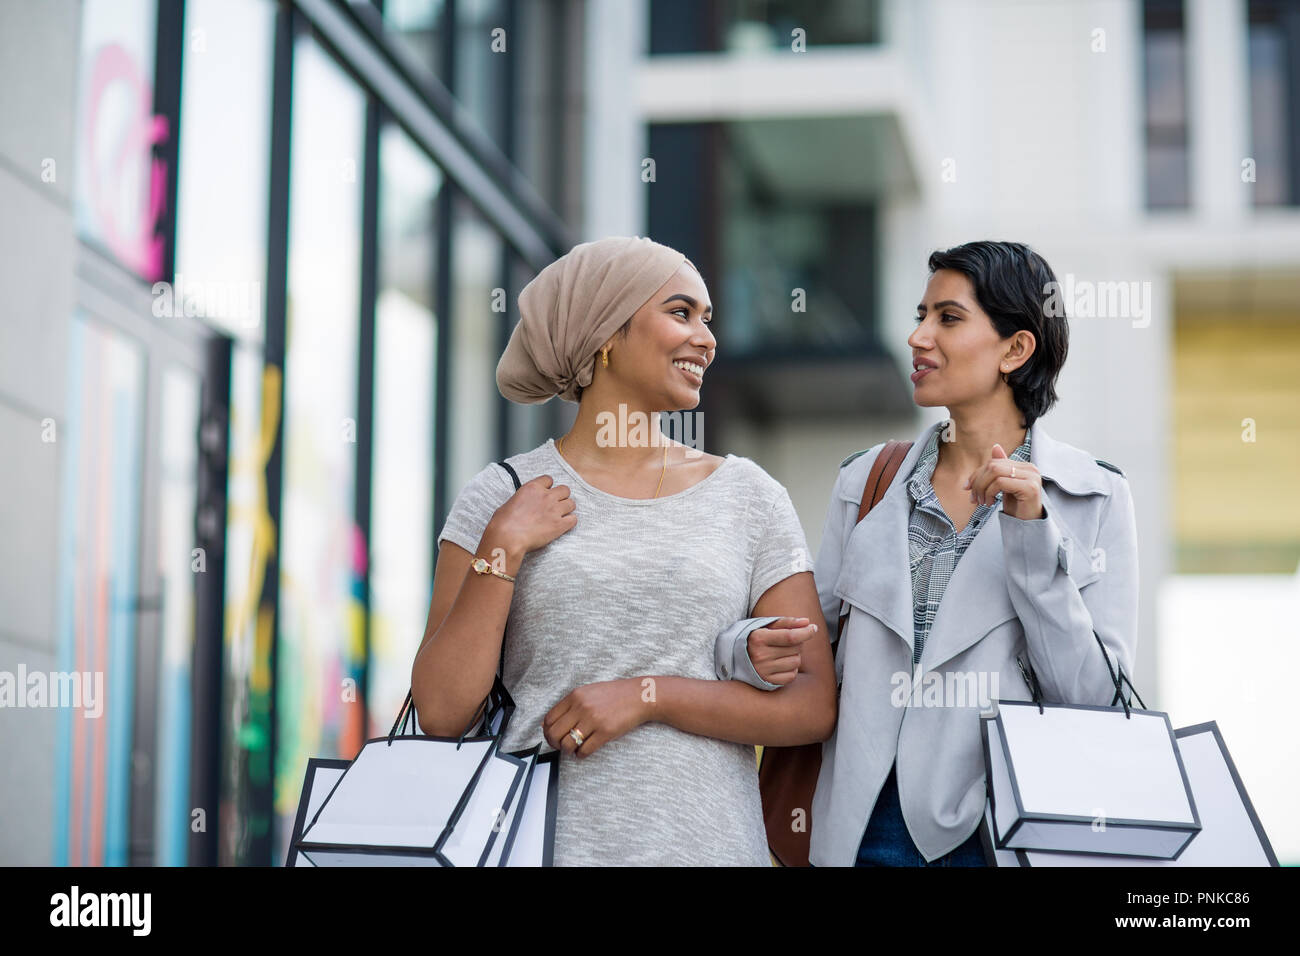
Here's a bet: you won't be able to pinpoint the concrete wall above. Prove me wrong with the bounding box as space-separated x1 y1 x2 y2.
0 0 82 865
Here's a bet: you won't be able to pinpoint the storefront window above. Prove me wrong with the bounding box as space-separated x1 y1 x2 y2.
174 0 275 342
368 124 442 738
274 35 367 864
74 0 164 281
448 194 506 491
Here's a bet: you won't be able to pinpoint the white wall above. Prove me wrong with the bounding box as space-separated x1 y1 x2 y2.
0 0 82 866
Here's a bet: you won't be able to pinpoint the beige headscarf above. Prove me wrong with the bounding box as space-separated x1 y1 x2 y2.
496 236 698 404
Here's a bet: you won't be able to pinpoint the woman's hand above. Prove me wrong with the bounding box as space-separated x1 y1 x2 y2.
747 617 819 686
542 678 651 759
485 474 577 557
966 443 1043 520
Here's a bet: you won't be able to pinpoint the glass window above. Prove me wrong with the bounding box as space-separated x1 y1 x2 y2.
1248 0 1294 206
217 340 270 866
448 194 506 492
651 0 880 55
368 124 442 738
152 365 201 866
382 0 447 82
174 0 276 342
74 0 163 280
274 35 367 864
455 0 510 148
168 0 277 866
648 121 878 357
1143 0 1190 209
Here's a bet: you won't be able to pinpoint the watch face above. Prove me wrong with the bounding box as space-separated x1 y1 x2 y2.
471 558 487 573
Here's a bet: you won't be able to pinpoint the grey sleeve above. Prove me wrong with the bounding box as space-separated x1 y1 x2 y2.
999 473 1139 705
713 616 783 690
747 484 815 615
436 463 517 557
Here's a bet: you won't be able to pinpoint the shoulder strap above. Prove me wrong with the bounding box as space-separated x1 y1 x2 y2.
837 441 913 639
492 461 522 679
856 440 912 523
498 460 522 489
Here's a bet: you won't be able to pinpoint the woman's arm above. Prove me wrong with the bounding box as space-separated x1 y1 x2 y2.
412 474 576 736
542 571 837 755
999 475 1139 705
410 531 524 737
653 572 836 744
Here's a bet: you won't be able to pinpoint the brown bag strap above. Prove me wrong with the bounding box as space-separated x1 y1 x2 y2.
837 440 913 639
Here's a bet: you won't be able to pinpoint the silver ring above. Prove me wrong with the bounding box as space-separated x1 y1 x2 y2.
568 728 585 748
1010 466 1017 479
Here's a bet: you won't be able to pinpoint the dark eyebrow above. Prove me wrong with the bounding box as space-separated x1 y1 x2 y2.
916 299 971 312
662 293 712 313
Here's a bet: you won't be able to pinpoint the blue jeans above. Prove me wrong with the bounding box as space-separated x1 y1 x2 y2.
855 764 986 867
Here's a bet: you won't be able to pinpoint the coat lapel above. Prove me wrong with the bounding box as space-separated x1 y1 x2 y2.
918 499 1016 670
833 423 939 658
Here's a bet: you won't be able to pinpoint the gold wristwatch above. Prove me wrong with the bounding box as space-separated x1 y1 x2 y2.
470 556 516 583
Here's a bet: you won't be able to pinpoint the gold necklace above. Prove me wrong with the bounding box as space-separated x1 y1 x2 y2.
558 435 669 498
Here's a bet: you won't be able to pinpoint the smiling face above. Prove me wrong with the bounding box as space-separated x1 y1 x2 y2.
600 262 716 410
908 268 1035 415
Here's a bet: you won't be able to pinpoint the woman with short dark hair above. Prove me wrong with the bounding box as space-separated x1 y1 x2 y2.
740 240 1139 867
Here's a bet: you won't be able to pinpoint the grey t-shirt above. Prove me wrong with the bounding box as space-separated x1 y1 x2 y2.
434 438 814 866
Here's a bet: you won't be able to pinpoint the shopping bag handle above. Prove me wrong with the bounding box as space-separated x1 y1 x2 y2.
1093 631 1146 716
1021 631 1146 718
388 674 516 747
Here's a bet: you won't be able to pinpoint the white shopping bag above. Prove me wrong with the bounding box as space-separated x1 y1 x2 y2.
488 749 559 867
286 676 558 867
981 720 1277 867
981 700 1200 859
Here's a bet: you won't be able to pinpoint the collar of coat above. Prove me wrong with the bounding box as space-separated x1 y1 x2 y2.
840 419 1114 506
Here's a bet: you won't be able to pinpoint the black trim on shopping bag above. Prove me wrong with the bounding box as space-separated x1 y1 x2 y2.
434 749 525 868
978 802 1031 867
497 749 559 867
434 749 528 867
286 758 353 867
475 746 537 867
981 701 1201 860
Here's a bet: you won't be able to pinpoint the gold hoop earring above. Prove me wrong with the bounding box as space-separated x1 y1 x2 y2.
601 348 609 368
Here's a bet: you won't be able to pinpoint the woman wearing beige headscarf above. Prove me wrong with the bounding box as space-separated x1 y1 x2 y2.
411 236 836 865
